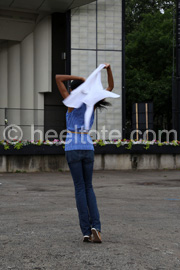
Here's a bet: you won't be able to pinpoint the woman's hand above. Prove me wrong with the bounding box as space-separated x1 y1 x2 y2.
80 77 86 82
104 63 111 69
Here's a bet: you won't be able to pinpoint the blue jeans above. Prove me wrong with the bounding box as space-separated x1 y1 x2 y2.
65 150 101 236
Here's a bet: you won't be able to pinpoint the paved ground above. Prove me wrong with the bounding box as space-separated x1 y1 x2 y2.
0 170 180 270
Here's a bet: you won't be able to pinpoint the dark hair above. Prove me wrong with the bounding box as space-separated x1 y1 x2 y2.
95 100 111 110
70 79 84 90
70 79 111 109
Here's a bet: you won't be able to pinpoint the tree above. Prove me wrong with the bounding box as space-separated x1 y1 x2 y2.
125 2 176 135
126 0 175 33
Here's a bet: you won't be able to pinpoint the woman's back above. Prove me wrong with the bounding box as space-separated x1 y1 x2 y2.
65 103 94 151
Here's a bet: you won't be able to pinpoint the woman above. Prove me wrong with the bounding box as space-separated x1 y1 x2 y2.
55 63 114 243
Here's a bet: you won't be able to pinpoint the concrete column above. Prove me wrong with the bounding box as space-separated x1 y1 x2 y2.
21 33 34 109
7 41 21 141
0 42 8 140
34 16 51 97
20 33 34 140
33 16 52 140
0 42 8 108
8 41 21 109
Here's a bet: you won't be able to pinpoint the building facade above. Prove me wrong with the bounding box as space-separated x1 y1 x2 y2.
0 0 125 141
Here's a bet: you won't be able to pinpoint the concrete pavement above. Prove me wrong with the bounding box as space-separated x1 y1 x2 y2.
0 170 180 270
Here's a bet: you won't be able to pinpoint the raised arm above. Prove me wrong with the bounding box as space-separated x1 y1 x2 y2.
55 74 85 99
104 63 114 92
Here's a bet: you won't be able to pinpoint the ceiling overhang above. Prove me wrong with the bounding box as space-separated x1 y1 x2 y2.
0 0 95 42
0 0 96 13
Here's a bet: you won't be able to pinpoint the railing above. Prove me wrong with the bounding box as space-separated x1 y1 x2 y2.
0 107 64 141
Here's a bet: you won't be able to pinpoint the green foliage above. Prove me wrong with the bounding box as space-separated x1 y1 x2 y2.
126 140 133 149
125 1 176 133
4 144 10 150
144 142 150 150
97 140 106 146
158 142 163 146
126 0 175 33
116 141 121 148
14 142 23 150
37 140 43 146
